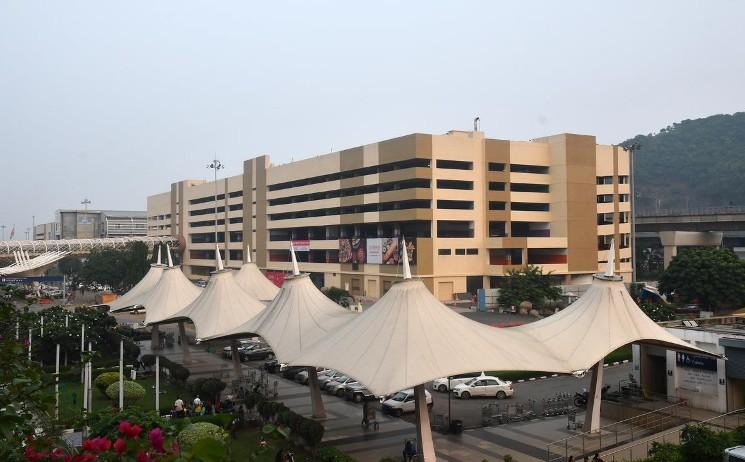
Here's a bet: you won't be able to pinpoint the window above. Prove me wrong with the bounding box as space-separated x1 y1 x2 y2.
437 220 474 238
436 159 473 170
511 183 549 193
597 194 614 204
618 175 629 184
191 232 225 243
620 233 631 248
228 190 243 198
489 221 507 237
619 212 630 223
466 248 478 255
511 202 550 212
455 249 466 255
436 179 473 190
489 201 506 210
597 213 614 225
229 203 243 211
229 231 243 242
229 217 243 224
438 249 451 255
596 176 613 185
190 194 225 205
228 249 243 260
437 200 474 210
619 194 630 202
190 206 225 216
598 234 613 250
489 182 506 191
488 162 505 172
511 164 549 174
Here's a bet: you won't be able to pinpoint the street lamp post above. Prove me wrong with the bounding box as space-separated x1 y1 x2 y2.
621 143 642 283
207 159 224 267
1 225 5 240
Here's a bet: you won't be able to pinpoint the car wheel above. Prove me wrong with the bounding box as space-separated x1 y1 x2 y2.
496 391 507 399
395 409 403 417
438 384 447 393
461 391 470 400
336 389 345 397
354 394 362 403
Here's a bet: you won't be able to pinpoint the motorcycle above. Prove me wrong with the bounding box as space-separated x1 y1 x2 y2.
574 385 611 408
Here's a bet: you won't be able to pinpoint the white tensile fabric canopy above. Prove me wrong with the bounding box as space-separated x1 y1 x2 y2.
514 274 708 372
109 246 164 312
202 272 356 362
289 276 564 397
142 264 203 326
152 263 266 341
232 244 279 302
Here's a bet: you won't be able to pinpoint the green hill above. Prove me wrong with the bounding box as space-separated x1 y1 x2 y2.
621 112 745 212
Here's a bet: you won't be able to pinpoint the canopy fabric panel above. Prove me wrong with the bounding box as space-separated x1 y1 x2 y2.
289 279 565 397
201 273 355 363
514 276 709 371
154 269 266 340
108 264 164 312
142 267 203 325
233 262 280 301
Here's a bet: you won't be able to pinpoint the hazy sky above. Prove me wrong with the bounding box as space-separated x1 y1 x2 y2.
2 1 744 236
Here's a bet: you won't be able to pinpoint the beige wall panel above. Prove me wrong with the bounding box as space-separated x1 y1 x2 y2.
510 172 551 185
378 134 431 164
267 151 341 185
508 141 550 164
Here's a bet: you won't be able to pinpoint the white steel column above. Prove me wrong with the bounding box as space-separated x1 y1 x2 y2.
583 361 604 433
119 339 124 410
414 384 436 461
155 354 160 414
55 344 60 420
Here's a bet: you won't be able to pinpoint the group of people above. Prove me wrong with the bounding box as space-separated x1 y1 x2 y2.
171 395 235 418
567 453 604 462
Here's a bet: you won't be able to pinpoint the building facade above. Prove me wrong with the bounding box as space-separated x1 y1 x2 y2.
34 210 147 240
147 130 632 300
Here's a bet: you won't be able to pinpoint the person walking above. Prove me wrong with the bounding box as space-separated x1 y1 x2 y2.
173 396 184 417
361 401 370 427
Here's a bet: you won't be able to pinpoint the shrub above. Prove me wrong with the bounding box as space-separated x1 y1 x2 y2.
89 407 172 438
301 419 325 447
318 447 358 461
681 424 733 462
169 364 190 383
177 422 227 449
141 354 156 367
105 380 146 404
645 442 683 462
189 414 232 429
94 372 121 393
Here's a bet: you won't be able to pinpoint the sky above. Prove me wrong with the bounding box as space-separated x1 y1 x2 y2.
1 0 744 237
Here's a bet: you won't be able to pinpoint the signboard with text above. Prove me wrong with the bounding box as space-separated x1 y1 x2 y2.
676 352 718 371
291 239 310 252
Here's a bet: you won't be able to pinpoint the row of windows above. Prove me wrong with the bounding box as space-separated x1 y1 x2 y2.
488 163 549 174
436 200 549 211
189 190 243 206
597 212 631 225
268 178 430 206
597 194 630 203
269 200 431 221
268 158 431 191
269 221 432 241
597 176 630 185
438 248 479 255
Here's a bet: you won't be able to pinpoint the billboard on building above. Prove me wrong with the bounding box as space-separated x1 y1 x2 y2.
339 238 366 264
366 238 383 264
338 238 416 265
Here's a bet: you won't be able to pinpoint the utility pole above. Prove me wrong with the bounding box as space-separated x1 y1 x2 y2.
81 198 91 212
621 143 642 283
207 159 224 268
1 225 5 240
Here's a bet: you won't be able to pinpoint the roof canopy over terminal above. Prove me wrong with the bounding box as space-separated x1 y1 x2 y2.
109 246 164 313
142 247 203 326
232 244 279 302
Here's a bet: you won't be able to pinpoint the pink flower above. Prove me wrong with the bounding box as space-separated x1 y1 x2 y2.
170 441 180 454
51 448 66 460
148 428 165 453
136 449 150 462
113 438 126 454
118 420 142 439
118 421 131 435
81 439 93 452
90 437 111 452
24 445 39 461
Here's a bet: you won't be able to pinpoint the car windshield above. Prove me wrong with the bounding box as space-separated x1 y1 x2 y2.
337 376 348 382
391 392 408 402
464 378 478 386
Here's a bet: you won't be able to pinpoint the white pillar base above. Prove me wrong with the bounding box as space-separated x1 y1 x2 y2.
308 368 327 419
414 384 436 461
583 361 604 433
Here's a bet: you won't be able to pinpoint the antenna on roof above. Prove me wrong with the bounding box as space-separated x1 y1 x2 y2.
473 116 480 132
605 238 615 277
402 237 412 280
245 243 252 263
215 244 224 271
166 244 174 268
157 245 162 265
290 242 300 276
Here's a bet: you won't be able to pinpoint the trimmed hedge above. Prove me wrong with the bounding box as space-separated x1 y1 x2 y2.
105 380 146 404
94 372 121 393
251 392 325 447
177 422 227 449
189 413 232 429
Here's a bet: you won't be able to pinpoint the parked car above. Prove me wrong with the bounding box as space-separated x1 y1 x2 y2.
724 445 745 461
381 389 433 416
326 376 358 396
264 359 284 373
222 340 262 359
343 383 377 403
318 371 344 389
432 371 486 392
294 367 330 385
240 346 275 361
452 376 513 399
280 366 306 380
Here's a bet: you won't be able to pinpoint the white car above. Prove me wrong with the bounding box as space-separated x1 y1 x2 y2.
325 376 358 396
381 389 433 416
432 372 486 392
452 376 513 399
724 446 745 461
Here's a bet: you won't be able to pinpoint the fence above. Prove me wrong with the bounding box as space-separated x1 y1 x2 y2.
546 400 691 461
600 408 745 462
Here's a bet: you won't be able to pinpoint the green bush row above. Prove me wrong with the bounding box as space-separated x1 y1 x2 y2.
249 392 325 448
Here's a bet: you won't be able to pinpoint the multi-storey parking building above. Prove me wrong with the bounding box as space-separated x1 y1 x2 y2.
147 129 631 300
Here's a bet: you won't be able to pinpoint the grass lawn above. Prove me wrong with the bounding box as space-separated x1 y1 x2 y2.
227 426 314 462
58 376 190 423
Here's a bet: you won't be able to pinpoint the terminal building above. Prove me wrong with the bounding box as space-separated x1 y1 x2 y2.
34 209 147 240
147 129 632 300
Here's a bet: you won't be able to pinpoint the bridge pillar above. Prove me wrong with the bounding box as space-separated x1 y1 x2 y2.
659 231 723 268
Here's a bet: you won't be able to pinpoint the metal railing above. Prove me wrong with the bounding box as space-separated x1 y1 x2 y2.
0 236 179 254
546 399 691 462
637 205 745 218
601 408 745 462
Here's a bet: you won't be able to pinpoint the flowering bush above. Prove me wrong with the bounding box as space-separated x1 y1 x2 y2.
176 422 227 450
105 380 146 404
94 372 121 393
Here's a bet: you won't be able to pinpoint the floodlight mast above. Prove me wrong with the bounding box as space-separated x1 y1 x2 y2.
621 143 642 282
207 159 224 270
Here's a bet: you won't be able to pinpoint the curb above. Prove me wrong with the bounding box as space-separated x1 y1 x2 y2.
514 362 630 384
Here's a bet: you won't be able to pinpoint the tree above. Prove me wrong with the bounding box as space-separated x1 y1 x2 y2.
79 242 150 290
57 256 83 288
323 286 352 307
496 265 562 310
658 247 745 311
640 301 676 322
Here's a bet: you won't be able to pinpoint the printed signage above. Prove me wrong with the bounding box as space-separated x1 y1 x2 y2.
338 238 416 265
676 352 718 372
366 238 383 264
1 276 65 284
292 239 310 252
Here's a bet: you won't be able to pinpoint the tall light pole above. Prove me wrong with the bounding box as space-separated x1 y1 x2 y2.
621 143 642 283
1 225 5 240
81 198 91 212
207 159 224 267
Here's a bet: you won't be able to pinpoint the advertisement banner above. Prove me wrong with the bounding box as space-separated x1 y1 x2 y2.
292 239 310 252
382 238 399 265
264 271 286 288
338 238 367 264
366 238 383 264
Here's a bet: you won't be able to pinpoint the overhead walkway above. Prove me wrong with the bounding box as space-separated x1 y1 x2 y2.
0 236 179 255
